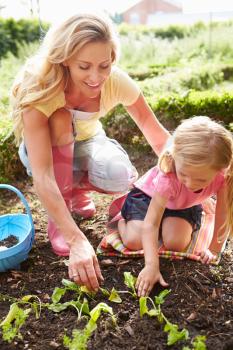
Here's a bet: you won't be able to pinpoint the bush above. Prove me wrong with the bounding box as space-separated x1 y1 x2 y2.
0 120 25 183
0 17 49 59
103 90 233 150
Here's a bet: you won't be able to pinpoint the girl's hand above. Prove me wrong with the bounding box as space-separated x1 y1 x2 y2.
199 249 219 264
136 264 168 297
68 237 104 291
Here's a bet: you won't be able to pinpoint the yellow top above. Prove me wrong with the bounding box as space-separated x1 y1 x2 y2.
34 66 140 141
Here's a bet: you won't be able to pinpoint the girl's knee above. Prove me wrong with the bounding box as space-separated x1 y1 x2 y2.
162 217 192 252
118 220 142 250
49 108 73 145
163 236 190 252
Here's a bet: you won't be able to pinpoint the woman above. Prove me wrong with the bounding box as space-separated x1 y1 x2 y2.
11 13 170 291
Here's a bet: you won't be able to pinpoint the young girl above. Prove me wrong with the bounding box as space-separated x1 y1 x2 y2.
118 116 233 297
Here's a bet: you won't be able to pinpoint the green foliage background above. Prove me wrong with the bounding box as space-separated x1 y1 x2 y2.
0 18 233 181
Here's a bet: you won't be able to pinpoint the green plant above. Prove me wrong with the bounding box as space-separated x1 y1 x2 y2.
63 302 116 350
139 290 189 346
48 279 90 318
0 295 41 343
123 271 137 298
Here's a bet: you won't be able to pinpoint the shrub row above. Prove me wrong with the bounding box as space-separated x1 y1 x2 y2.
127 63 233 83
1 89 233 181
0 120 25 183
0 18 48 59
103 90 233 148
118 20 233 39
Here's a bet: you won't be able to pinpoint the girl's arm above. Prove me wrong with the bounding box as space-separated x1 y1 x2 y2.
22 108 103 290
136 192 168 296
200 185 228 264
209 184 228 252
126 93 171 156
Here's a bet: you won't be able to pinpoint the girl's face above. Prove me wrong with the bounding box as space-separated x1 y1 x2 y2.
64 41 112 99
175 160 219 192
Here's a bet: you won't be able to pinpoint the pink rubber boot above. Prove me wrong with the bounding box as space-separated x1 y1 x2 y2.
71 188 96 218
47 142 74 256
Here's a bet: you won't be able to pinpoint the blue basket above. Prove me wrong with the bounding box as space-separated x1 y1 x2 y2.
0 184 35 272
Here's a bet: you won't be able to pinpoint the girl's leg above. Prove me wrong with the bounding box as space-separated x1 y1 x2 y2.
161 217 192 252
118 219 143 251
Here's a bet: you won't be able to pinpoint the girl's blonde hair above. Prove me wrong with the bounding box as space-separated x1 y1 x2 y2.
159 116 233 238
11 13 120 144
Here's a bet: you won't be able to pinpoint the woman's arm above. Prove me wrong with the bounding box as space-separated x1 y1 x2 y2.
136 192 168 296
22 108 103 290
126 93 171 156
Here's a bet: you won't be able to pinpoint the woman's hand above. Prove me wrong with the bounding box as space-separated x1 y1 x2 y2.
136 264 168 297
68 237 104 291
199 249 219 264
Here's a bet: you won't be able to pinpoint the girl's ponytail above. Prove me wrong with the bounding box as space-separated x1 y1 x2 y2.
158 149 174 173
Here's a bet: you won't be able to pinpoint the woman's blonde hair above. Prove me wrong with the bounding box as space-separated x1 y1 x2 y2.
11 13 120 143
159 116 233 238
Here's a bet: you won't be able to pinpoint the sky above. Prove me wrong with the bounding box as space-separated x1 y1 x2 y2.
1 0 233 23
0 0 141 22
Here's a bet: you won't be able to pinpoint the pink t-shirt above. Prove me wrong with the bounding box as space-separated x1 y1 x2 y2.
134 166 225 210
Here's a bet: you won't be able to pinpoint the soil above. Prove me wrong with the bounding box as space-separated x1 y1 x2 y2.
0 151 232 350
0 235 19 249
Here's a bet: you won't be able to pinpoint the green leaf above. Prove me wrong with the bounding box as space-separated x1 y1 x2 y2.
0 303 19 326
148 309 159 317
139 297 149 317
62 279 80 290
51 287 66 304
192 335 207 350
0 304 31 343
80 286 96 298
164 322 189 345
100 287 110 297
124 272 137 296
90 302 113 323
63 328 90 350
154 289 171 305
109 288 122 303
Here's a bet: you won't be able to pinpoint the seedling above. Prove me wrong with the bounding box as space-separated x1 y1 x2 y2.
48 279 90 318
183 335 207 350
63 302 116 350
123 271 137 298
192 335 207 350
0 294 41 343
139 289 189 346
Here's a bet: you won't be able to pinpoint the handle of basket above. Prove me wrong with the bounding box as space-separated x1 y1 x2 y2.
0 184 35 240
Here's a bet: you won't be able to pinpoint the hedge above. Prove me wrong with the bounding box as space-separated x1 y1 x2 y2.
1 90 233 181
103 90 233 147
0 17 49 59
0 120 25 183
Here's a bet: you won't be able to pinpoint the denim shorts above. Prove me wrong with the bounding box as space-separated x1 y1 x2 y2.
121 188 203 231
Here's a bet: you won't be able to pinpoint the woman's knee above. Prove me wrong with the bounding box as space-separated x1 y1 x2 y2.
49 108 73 146
89 157 138 192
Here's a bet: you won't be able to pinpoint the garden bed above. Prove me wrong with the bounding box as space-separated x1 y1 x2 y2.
0 152 232 350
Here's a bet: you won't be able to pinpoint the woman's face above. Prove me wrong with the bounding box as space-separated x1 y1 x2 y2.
65 41 112 99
